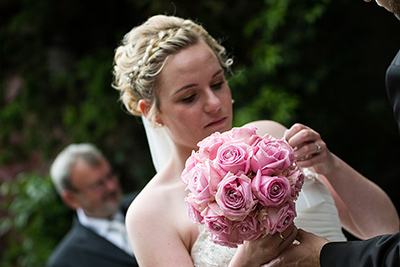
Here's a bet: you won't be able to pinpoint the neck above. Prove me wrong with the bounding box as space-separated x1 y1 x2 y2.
159 143 195 180
175 142 197 165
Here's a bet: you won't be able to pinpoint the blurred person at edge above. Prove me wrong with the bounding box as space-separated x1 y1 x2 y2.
47 143 139 267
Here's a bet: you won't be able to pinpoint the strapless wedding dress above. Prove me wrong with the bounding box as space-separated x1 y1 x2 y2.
190 169 347 267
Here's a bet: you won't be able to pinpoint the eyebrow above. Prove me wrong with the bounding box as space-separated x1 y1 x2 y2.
173 69 224 95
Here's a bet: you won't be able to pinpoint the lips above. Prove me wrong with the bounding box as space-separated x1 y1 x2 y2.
205 117 227 128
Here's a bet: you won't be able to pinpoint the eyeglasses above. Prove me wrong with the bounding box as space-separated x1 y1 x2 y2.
70 171 118 193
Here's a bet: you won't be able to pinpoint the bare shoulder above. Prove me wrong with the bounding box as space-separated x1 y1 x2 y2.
126 178 184 233
126 182 166 226
126 175 196 265
244 120 288 139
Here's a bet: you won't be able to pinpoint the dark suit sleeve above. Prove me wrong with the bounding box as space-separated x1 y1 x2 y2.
320 232 400 267
386 49 400 131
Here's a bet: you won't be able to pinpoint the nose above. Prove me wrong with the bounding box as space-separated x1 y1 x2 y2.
204 88 221 113
105 175 118 191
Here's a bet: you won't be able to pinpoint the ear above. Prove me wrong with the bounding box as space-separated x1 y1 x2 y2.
61 190 81 211
154 114 164 126
138 99 151 117
139 99 164 125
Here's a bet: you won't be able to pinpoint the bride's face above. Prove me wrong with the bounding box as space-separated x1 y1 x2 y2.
156 40 233 151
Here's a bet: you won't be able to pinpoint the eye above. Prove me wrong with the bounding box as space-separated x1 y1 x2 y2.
91 181 105 191
211 81 224 90
106 172 115 180
181 94 196 103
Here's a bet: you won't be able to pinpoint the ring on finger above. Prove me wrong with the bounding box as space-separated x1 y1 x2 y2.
315 143 322 152
278 232 286 241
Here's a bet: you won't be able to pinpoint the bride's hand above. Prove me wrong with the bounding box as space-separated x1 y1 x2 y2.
284 123 334 175
229 224 298 266
262 229 329 267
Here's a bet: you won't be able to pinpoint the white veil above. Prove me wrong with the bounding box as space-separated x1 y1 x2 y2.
141 115 173 172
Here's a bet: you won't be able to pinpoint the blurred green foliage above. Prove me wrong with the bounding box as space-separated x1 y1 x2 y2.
1 0 400 265
231 0 331 125
0 173 72 267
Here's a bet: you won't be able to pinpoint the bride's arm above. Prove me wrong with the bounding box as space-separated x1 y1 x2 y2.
284 123 399 239
312 155 399 238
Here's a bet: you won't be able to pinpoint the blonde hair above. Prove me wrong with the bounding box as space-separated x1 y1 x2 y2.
112 15 233 124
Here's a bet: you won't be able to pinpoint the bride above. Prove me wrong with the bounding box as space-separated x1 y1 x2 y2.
112 15 399 266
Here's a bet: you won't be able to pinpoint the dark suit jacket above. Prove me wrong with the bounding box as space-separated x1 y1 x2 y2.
386 49 400 131
320 232 400 267
320 50 400 267
47 193 139 267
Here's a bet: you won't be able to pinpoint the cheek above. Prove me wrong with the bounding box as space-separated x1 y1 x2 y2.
163 107 194 127
174 111 200 135
220 84 232 101
166 109 204 145
220 86 233 112
79 194 98 208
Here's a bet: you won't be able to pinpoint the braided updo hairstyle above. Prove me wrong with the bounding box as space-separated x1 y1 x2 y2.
112 15 233 124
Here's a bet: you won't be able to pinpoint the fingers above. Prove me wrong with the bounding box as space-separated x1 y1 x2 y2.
285 123 321 149
296 142 324 160
260 227 295 249
279 223 298 246
297 229 329 244
284 123 326 166
252 224 298 261
263 229 330 267
295 229 308 242
262 257 283 267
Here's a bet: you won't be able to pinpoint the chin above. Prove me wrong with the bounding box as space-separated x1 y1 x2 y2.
104 198 121 211
103 204 120 216
221 120 233 132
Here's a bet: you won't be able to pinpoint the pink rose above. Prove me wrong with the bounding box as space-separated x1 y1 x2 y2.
214 142 252 176
182 151 202 185
251 139 296 175
287 166 304 199
267 201 297 233
207 161 224 196
251 170 291 207
197 132 225 160
185 194 205 223
257 207 274 235
185 162 211 197
215 172 257 221
184 161 221 209
182 153 195 186
226 125 262 146
233 214 263 242
203 204 237 248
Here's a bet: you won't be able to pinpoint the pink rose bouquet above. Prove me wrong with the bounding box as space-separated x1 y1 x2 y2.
181 125 304 248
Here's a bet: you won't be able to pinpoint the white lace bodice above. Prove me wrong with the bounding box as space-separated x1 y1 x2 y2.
190 169 346 267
